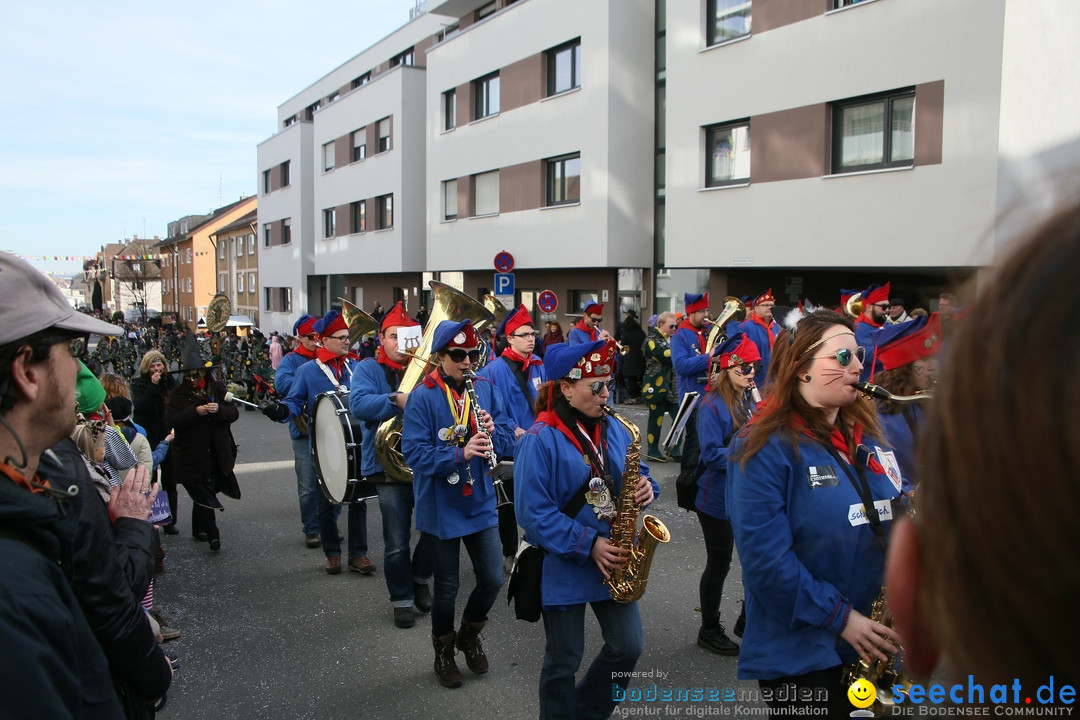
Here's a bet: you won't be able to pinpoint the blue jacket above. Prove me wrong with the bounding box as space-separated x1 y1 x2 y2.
478 355 547 437
275 350 315 439
737 316 775 387
670 324 710 401
348 357 404 478
402 372 513 539
515 415 660 607
694 390 751 519
566 320 598 346
853 319 882 382
877 404 920 493
279 357 359 433
727 429 900 680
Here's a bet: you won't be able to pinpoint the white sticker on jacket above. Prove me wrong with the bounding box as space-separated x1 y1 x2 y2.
875 446 903 493
848 499 894 527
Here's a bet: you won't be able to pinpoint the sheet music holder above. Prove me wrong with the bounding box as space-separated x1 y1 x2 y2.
662 391 699 455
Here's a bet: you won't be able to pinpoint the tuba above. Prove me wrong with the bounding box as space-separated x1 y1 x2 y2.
373 281 495 482
340 297 380 349
703 296 747 356
844 292 864 319
602 406 671 603
206 293 231 333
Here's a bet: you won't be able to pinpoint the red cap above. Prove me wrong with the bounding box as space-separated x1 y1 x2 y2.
318 312 347 338
381 301 418 332
713 333 761 369
583 301 604 316
565 340 618 380
864 282 891 307
751 289 775 307
874 313 942 373
297 316 318 337
445 321 479 350
503 304 533 337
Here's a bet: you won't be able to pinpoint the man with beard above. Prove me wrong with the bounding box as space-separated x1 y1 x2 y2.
739 288 777 387
853 282 890 382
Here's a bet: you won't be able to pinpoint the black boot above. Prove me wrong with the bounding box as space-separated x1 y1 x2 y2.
432 632 463 688
455 618 489 674
697 624 739 656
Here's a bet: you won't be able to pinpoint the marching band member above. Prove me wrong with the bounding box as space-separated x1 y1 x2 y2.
567 301 611 345
262 311 375 576
641 312 679 460
401 319 513 688
671 292 711 478
478 305 547 568
273 314 321 548
738 289 777 388
867 313 941 492
515 339 659 720
853 282 890 382
727 309 901 716
692 332 760 657
349 302 433 629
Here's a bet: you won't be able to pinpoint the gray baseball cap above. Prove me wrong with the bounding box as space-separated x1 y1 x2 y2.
0 252 123 344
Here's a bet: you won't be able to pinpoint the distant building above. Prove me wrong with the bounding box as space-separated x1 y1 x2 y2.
212 208 261 329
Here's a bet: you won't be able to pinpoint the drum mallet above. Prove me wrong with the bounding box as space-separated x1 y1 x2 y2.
223 391 260 409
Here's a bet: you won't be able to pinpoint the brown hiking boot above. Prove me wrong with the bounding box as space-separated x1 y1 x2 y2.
455 619 489 674
433 632 463 688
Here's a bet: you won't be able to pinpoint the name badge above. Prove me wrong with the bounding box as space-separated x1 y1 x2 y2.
806 465 839 489
875 446 904 493
848 499 894 527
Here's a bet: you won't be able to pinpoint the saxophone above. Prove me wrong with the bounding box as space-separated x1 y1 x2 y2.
840 587 912 717
601 406 671 603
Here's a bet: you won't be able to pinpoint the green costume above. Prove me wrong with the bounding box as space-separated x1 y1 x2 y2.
641 326 679 458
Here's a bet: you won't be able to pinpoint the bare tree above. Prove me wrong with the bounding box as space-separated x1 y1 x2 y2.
111 238 162 322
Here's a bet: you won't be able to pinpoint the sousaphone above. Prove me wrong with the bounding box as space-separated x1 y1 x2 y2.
206 293 232 334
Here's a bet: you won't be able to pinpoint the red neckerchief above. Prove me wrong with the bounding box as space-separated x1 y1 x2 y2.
535 410 604 470
316 347 357 380
676 319 706 353
573 319 598 341
189 375 207 391
293 344 318 360
787 416 886 475
501 347 539 371
751 313 776 350
376 345 405 372
0 461 51 495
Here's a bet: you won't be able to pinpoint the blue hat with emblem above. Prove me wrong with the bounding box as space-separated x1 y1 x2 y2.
431 319 479 353
312 310 346 338
544 339 616 381
292 314 316 336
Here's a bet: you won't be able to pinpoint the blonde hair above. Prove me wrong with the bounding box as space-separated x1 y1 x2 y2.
139 350 167 376
71 421 105 460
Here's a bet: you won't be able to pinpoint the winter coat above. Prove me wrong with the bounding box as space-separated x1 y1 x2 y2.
164 376 240 508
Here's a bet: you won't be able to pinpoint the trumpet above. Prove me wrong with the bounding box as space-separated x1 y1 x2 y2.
462 370 512 508
853 381 932 404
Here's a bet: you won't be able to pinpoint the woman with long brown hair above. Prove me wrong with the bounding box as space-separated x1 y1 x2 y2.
728 309 902 716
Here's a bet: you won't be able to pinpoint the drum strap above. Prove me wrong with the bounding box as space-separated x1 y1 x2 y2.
316 359 352 393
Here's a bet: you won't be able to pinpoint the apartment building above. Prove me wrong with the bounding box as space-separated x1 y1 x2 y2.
213 209 260 328
110 237 163 318
257 0 1080 332
159 196 257 326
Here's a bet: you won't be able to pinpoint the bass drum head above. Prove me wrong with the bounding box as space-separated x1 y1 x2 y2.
312 392 352 503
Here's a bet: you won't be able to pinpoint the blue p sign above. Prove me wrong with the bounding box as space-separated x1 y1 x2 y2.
494 272 515 296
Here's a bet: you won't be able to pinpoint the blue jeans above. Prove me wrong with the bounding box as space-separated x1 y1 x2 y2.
376 481 433 607
291 436 319 535
540 600 643 720
318 493 368 559
424 526 503 637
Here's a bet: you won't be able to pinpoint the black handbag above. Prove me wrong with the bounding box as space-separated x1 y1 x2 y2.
506 542 545 622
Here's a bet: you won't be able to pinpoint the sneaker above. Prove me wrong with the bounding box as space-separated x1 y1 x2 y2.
208 537 221 553
325 556 342 575
348 556 376 575
192 531 208 542
394 607 416 629
697 626 739 656
305 533 321 549
149 609 181 642
413 583 432 614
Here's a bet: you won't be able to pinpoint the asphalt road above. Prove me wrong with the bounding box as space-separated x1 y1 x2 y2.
156 402 767 720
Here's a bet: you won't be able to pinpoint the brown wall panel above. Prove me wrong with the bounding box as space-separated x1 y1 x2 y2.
914 80 944 166
336 205 350 238
501 53 542 113
500 160 543 213
366 125 378 156
457 175 471 219
335 136 350 169
753 104 828 183
457 81 473 124
753 0 830 34
415 36 436 66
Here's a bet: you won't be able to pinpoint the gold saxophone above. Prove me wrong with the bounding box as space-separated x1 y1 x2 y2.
601 406 671 603
840 587 913 717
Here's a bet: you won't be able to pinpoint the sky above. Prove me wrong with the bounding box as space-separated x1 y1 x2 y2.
0 0 425 275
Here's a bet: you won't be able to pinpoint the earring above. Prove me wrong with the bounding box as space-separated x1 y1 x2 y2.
803 374 812 383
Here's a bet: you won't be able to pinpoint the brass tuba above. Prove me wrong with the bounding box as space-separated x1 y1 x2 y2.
373 281 495 482
602 406 671 603
844 291 864 319
205 293 231 333
340 297 380 349
703 296 747 356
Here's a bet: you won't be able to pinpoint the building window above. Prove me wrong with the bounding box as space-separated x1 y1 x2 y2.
219 242 226 259
546 39 582 96
248 272 256 292
262 169 271 194
443 179 458 220
282 219 291 245
377 195 394 230
351 200 367 233
474 72 500 120
236 238 243 257
237 273 244 293
281 160 290 187
443 89 457 131
390 47 414 67
705 121 751 186
323 142 336 172
186 249 192 264
218 274 226 292
352 72 370 89
249 234 255 254
323 208 336 238
832 88 915 173
352 128 367 161
476 1 496 20
265 287 292 313
546 154 581 206
473 171 500 216
570 290 600 314
377 117 391 153
834 0 871 7
264 223 272 247
327 91 340 104
707 0 752 46
306 101 320 121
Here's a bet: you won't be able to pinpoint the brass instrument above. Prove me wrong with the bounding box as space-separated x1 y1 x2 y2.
462 370 512 508
854 382 932 405
703 296 746 356
601 406 671 603
479 294 508 367
205 293 231 334
844 292 864 319
840 587 911 717
340 297 380 349
374 281 495 483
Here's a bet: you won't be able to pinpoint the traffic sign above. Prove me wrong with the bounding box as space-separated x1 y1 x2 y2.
494 272 515 296
494 251 515 274
538 289 558 313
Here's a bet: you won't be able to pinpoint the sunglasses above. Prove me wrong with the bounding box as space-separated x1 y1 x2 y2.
587 315 603 322
447 349 481 363
732 363 758 376
588 379 616 396
811 345 866 367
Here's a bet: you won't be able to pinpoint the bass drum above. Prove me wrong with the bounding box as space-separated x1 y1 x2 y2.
311 391 377 504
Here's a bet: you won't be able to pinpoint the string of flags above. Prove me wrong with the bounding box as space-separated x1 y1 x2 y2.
7 251 215 262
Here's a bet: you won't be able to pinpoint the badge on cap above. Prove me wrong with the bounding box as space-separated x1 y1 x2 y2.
454 332 467 345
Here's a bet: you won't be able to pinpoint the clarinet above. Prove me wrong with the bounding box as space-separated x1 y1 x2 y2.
462 371 513 508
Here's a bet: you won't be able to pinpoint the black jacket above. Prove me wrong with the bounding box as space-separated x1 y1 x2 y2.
131 372 176 447
165 376 241 506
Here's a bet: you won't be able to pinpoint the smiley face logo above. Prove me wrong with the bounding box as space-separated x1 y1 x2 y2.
847 678 877 709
